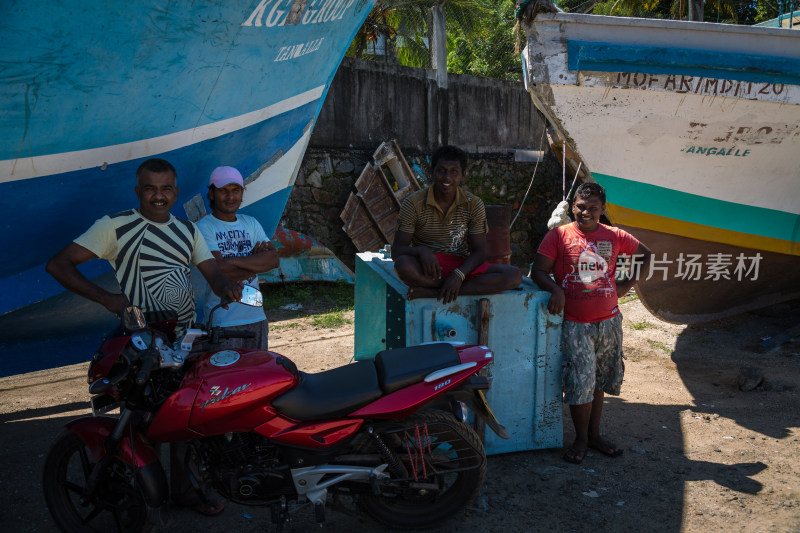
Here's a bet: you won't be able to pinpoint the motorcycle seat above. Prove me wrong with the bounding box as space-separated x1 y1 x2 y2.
374 343 460 394
272 360 382 421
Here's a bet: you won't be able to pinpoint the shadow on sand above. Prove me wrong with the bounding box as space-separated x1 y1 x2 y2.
1 304 797 532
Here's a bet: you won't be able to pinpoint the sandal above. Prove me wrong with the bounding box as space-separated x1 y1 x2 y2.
562 446 586 465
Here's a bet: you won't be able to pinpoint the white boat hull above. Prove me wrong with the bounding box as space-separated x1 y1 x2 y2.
521 13 800 322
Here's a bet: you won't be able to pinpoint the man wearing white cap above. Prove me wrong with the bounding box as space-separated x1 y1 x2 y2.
195 166 279 350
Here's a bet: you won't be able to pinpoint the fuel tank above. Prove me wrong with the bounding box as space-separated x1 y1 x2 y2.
147 350 298 440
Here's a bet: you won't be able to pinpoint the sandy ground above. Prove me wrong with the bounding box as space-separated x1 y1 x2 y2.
1 297 799 532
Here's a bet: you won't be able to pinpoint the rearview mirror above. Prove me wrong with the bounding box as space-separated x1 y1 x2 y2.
240 285 263 307
122 306 147 332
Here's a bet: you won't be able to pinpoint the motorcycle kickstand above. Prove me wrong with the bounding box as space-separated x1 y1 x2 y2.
314 500 325 525
270 498 290 533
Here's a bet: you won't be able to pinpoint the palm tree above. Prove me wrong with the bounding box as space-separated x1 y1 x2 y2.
589 0 740 22
348 0 493 68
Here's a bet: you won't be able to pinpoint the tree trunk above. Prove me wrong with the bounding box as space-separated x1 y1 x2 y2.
688 0 704 21
429 4 448 89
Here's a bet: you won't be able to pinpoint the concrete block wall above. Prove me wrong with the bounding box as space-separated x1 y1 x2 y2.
310 57 546 153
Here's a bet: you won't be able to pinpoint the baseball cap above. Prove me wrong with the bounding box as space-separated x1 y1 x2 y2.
209 166 244 188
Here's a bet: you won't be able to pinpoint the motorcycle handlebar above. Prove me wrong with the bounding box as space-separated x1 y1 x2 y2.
135 350 158 385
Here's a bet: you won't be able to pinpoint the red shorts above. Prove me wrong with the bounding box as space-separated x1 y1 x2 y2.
435 254 491 281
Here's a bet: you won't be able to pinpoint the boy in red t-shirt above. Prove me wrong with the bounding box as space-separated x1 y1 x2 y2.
532 183 652 464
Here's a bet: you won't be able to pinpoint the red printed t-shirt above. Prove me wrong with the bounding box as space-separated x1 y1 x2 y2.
537 222 639 323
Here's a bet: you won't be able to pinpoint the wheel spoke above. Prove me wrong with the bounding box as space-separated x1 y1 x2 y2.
45 432 148 533
64 480 85 496
112 507 125 533
78 445 93 479
81 505 103 525
359 411 486 529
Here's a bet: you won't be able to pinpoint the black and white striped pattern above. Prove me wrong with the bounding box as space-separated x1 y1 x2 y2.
98 210 204 334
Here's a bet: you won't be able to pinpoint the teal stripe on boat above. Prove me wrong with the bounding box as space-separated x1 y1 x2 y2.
595 173 799 242
567 41 800 85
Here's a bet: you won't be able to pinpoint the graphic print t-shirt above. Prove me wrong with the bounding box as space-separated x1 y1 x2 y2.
537 222 639 323
197 214 268 327
75 210 213 337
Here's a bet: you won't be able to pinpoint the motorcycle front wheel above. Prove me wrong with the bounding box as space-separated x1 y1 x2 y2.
359 409 486 529
43 430 149 533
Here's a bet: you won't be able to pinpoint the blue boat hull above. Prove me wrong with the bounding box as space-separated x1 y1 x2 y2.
1 0 373 316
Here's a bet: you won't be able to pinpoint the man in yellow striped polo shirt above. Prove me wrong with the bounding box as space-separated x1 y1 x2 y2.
391 145 521 303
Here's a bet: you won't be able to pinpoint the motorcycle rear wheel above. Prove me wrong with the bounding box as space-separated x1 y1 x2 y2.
43 430 149 533
359 409 486 529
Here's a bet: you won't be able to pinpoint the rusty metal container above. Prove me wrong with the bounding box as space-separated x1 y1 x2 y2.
485 204 512 265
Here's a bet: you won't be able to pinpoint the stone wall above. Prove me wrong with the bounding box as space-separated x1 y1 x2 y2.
281 147 565 272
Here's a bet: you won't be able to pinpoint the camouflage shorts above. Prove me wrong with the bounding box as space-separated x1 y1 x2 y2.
561 313 624 405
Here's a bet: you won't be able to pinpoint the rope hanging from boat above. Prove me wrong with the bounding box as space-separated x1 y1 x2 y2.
548 142 582 230
562 142 566 200
510 126 547 229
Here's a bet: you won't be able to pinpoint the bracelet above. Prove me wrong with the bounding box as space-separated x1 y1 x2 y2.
453 268 466 281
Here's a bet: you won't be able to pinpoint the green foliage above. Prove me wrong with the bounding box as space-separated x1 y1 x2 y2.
311 310 353 329
570 0 756 23
702 0 756 24
262 281 354 313
348 0 775 82
348 0 521 79
447 1 523 81
271 322 301 331
754 0 779 23
630 321 655 330
648 339 672 354
262 283 310 310
264 282 354 330
558 0 603 12
619 292 639 304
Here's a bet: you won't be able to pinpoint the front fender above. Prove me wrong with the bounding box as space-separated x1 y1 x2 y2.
65 416 169 508
65 416 159 467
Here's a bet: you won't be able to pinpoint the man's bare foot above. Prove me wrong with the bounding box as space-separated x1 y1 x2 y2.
406 286 440 300
588 436 624 457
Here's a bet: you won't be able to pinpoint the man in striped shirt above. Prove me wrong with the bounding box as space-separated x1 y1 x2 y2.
46 158 241 340
391 145 521 303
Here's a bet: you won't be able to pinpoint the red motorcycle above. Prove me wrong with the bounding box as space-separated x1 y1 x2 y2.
42 287 508 532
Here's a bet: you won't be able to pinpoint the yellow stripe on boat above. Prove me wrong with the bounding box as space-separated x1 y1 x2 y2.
606 203 800 257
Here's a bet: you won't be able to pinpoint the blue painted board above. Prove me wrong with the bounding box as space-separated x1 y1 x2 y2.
567 40 800 85
354 252 564 454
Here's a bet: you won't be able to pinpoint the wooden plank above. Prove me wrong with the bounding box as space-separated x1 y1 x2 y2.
474 298 492 442
355 192 391 244
342 143 424 253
